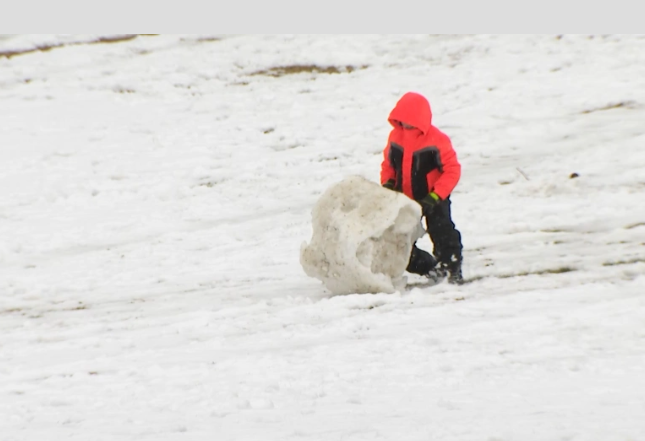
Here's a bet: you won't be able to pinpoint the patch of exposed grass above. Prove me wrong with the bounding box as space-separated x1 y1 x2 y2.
195 36 222 43
541 266 577 274
499 266 576 278
1 46 56 58
250 64 368 78
90 35 138 44
625 222 645 230
602 257 645 267
0 34 153 59
581 101 637 114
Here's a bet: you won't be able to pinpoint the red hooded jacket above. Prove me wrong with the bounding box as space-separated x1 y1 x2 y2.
380 92 461 201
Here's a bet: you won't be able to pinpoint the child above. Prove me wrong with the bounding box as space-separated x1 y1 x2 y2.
381 92 464 284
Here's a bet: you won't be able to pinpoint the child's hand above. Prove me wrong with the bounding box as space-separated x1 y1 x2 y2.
420 192 441 215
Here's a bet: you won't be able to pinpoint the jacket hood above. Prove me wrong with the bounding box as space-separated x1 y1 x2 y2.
388 92 433 134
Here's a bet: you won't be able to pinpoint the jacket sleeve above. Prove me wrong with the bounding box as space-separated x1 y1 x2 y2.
380 143 396 185
429 137 461 200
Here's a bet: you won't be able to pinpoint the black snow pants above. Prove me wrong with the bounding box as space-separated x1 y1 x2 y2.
406 197 463 275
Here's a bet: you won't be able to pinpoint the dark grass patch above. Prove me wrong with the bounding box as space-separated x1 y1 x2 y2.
498 266 576 278
1 45 59 58
539 266 576 274
195 36 222 43
602 257 645 267
179 36 223 45
0 34 155 59
582 101 637 114
90 35 138 44
250 64 368 78
625 222 645 230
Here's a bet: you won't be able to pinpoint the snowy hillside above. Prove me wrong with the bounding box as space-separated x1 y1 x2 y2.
1 34 644 441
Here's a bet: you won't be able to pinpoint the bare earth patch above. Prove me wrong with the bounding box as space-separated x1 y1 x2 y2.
581 101 637 114
0 34 155 59
602 257 645 267
250 64 368 78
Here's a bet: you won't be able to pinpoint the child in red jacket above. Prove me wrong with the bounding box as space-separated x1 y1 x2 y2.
381 92 464 284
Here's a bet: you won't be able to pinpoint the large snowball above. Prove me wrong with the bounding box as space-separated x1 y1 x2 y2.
300 175 424 295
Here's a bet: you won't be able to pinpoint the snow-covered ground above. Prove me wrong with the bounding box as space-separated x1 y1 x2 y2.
1 34 644 441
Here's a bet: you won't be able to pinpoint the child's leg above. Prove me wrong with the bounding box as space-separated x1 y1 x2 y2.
425 197 463 268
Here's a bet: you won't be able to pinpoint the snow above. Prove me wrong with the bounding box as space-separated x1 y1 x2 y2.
1 34 644 440
300 175 424 294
